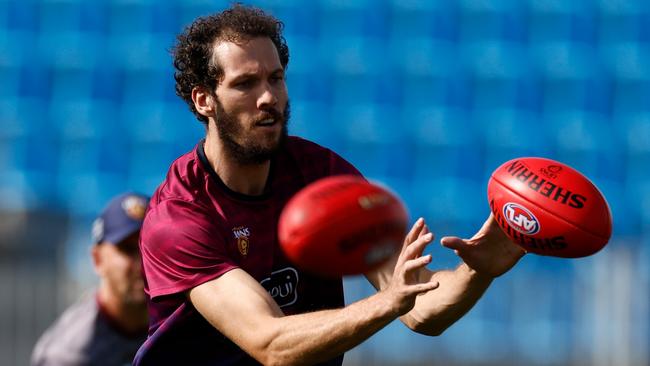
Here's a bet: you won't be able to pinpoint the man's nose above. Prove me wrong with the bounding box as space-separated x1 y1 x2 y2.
257 82 278 109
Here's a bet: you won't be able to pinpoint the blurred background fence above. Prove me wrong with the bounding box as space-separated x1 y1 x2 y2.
0 0 649 365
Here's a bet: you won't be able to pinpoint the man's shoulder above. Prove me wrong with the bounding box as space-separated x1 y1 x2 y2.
41 293 98 340
285 135 331 155
147 143 215 217
31 292 145 366
283 136 361 180
153 145 205 201
30 294 99 365
283 136 338 168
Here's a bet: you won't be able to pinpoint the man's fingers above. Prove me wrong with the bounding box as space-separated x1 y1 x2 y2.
403 232 433 259
403 254 432 273
412 281 439 294
418 224 430 238
440 236 467 251
404 218 425 246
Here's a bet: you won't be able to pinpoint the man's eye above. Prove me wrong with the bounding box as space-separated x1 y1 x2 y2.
235 79 254 88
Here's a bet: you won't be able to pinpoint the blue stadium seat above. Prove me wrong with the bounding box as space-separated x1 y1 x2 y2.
388 37 457 77
598 5 643 45
120 69 172 105
619 112 650 158
0 96 45 140
459 4 516 44
402 106 484 182
338 140 414 183
260 2 319 38
176 1 221 31
107 1 153 35
38 0 81 33
120 100 202 145
473 107 555 175
531 41 601 80
0 30 37 67
598 180 639 236
286 68 332 102
0 169 54 211
0 133 58 210
56 171 128 217
49 67 93 103
389 1 458 40
289 100 339 149
318 0 389 39
284 36 322 75
126 141 181 195
405 74 472 111
471 76 520 110
547 110 622 180
0 136 28 174
543 78 587 111
0 64 20 101
36 31 101 69
410 177 486 237
601 41 650 82
612 80 650 117
333 103 404 144
91 64 123 102
78 0 110 34
107 33 174 71
461 41 528 79
330 74 377 105
49 99 116 142
5 0 39 32
18 64 51 100
18 133 56 181
316 36 387 75
527 1 601 77
56 140 101 176
149 2 182 35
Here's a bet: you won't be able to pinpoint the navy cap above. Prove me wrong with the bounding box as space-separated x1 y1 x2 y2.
91 192 150 245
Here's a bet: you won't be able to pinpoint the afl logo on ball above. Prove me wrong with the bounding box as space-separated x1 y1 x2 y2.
503 202 540 235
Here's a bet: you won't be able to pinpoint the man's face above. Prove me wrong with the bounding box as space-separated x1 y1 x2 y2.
95 232 145 306
211 37 290 164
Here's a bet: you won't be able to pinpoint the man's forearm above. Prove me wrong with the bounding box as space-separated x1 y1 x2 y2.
401 263 493 336
263 291 399 366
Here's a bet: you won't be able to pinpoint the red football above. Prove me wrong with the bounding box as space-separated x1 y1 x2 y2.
488 157 612 258
278 175 408 277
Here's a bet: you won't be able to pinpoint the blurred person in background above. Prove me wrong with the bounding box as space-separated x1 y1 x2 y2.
30 193 150 366
134 4 525 366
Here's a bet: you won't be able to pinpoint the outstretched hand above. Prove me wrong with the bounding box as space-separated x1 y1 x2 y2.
383 218 440 316
440 214 526 278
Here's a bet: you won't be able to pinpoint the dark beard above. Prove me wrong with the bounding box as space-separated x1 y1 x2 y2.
215 100 290 165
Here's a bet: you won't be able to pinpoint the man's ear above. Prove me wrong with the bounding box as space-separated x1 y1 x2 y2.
192 86 216 118
91 244 104 276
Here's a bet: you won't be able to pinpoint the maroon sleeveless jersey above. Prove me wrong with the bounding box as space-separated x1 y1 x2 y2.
134 137 361 365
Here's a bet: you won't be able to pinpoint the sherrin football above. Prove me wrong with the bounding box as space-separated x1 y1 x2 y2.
278 175 408 277
488 157 612 258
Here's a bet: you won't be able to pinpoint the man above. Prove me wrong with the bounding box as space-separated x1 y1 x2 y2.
31 193 150 366
135 5 525 366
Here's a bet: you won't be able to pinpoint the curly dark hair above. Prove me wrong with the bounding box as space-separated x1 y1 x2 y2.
172 4 290 124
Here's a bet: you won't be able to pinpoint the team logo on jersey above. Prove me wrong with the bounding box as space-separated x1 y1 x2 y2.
260 267 299 308
232 226 251 256
503 202 540 235
121 196 147 221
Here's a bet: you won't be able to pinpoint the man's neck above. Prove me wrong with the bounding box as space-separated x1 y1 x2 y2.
97 285 148 335
203 132 271 196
